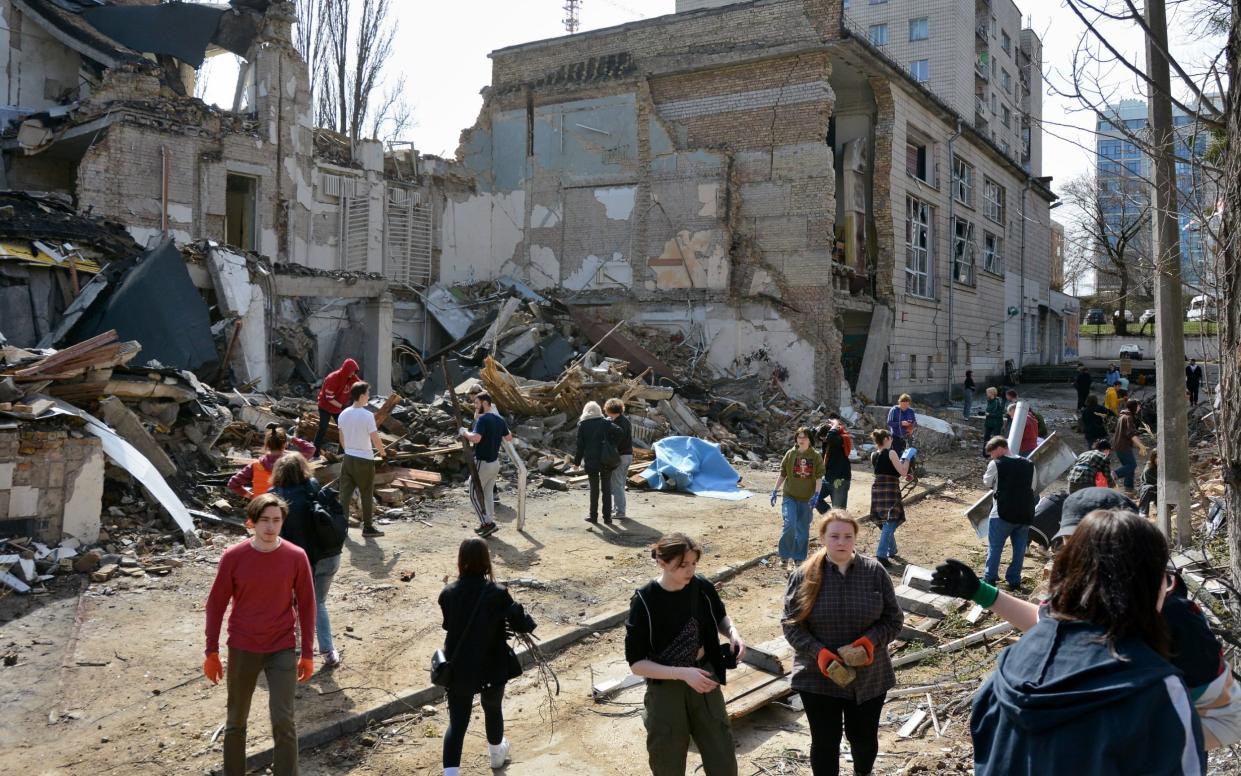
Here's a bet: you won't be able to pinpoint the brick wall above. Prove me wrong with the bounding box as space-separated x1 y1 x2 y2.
0 427 104 543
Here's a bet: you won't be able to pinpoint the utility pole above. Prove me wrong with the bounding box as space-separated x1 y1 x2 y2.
1145 0 1192 544
563 0 582 33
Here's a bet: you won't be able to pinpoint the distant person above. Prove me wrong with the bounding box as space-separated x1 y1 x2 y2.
1007 388 1046 439
982 437 1037 590
1104 363 1120 387
203 493 316 776
314 358 360 457
772 427 825 572
461 391 512 537
438 538 537 776
1112 399 1147 493
983 387 1004 455
885 394 917 455
626 533 746 776
1079 394 1114 448
963 370 976 418
574 401 623 526
783 512 903 776
1187 359 1204 405
1073 365 1092 410
271 453 345 670
868 429 910 568
934 510 1206 775
605 398 634 520
817 414 852 511
1138 450 1158 518
338 381 385 538
1067 440 1116 494
228 424 315 499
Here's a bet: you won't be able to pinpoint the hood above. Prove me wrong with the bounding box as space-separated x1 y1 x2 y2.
341 358 359 376
986 617 1176 735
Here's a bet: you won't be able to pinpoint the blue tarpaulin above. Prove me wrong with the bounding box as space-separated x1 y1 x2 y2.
641 436 753 501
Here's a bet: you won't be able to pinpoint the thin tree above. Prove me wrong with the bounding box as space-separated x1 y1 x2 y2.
1220 0 1241 609
1059 173 1151 335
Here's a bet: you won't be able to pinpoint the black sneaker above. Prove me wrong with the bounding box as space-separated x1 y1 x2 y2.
479 522 500 536
877 557 893 569
362 527 385 537
603 517 613 525
585 516 598 524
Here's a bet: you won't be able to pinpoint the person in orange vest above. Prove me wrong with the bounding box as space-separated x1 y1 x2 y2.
313 358 360 457
228 424 315 499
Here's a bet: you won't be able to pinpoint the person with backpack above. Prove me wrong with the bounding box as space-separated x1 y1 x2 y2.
438 538 537 776
817 414 852 511
227 424 315 499
574 401 623 526
271 453 346 670
314 358 360 457
626 533 746 776
772 427 825 573
605 398 634 520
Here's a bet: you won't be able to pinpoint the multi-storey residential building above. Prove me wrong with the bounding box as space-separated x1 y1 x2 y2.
439 0 1059 404
1095 97 1219 291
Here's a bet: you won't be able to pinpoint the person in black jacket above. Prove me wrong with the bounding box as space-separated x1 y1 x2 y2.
981 437 1037 590
271 453 344 669
438 538 536 775
817 414 852 510
1079 394 1113 448
605 398 635 520
627 533 746 776
574 401 623 526
1072 365 1092 410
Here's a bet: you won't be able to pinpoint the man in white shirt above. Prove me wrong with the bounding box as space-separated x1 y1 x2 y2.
337 381 386 538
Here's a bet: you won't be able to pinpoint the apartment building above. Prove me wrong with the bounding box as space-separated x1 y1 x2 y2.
1095 97 1217 292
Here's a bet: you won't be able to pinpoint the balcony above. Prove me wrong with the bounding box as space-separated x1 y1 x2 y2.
975 60 989 82
976 23 987 40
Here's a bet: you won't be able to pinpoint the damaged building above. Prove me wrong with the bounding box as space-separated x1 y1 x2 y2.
441 0 1061 403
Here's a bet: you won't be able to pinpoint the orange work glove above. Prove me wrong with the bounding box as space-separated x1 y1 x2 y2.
297 657 315 683
203 652 224 685
816 647 842 678
847 636 876 667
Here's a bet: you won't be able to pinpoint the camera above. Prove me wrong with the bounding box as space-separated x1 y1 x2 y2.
719 642 739 670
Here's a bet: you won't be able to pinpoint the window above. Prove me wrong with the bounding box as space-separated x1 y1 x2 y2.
909 354 917 381
952 155 974 206
1001 105 1011 128
1002 69 1011 93
910 59 929 82
905 195 933 298
1001 31 1011 53
983 178 1005 223
1023 313 1039 355
909 17 929 41
983 231 1003 275
226 174 259 251
951 217 977 286
869 0 887 4
905 131 933 183
869 23 888 45
1001 140 1010 155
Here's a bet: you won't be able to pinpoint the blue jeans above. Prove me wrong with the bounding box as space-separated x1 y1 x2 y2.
984 517 1029 588
824 478 850 510
1115 449 1137 490
779 496 813 562
876 521 899 559
963 388 974 418
313 554 340 654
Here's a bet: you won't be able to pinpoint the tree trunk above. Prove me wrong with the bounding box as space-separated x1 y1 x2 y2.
1222 0 1241 604
1115 275 1130 336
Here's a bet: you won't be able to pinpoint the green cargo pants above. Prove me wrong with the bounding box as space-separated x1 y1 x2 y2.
339 454 375 531
643 679 737 776
223 647 298 776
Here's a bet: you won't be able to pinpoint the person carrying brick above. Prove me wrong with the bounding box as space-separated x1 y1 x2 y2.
203 492 316 776
313 358 360 457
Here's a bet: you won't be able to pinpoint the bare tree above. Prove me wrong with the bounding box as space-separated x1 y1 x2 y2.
1221 0 1241 612
1059 173 1151 335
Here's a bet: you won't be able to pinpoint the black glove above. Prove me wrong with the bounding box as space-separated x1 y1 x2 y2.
930 559 981 601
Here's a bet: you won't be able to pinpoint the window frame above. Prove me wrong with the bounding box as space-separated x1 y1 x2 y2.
905 195 934 299
982 230 1004 276
951 216 977 287
983 177 1006 224
909 17 929 41
910 59 929 82
868 23 889 45
952 155 974 207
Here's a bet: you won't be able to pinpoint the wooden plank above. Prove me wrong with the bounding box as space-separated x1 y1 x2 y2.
726 677 793 720
591 673 644 701
892 623 1014 668
898 709 928 738
11 330 117 376
740 637 794 675
372 393 402 428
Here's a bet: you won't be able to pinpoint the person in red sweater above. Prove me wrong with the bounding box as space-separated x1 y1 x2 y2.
1006 402 1040 457
313 358 360 457
204 493 316 776
227 424 315 499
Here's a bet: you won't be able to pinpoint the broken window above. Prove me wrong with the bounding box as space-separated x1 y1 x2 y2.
225 174 258 252
983 231 1004 275
910 59 929 82
952 155 974 206
909 17 929 41
983 177 1005 224
909 354 917 381
951 217 976 286
1001 105 1011 128
905 195 933 298
869 23 889 45
905 129 933 184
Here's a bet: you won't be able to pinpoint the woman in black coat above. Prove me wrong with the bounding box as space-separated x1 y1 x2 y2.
574 400 623 526
439 538 536 774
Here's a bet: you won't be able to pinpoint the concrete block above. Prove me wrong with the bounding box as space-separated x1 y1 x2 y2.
8 486 39 516
0 462 13 489
98 397 177 479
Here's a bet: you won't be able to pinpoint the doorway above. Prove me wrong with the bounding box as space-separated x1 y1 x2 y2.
225 174 258 251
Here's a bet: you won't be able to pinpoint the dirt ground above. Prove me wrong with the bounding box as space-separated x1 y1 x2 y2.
0 382 1118 775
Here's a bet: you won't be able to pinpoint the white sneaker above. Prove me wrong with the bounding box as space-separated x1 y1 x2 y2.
489 738 510 769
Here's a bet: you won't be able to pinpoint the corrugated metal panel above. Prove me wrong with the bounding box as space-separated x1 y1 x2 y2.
384 185 432 287
339 194 369 273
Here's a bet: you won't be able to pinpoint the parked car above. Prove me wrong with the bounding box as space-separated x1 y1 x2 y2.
1113 309 1135 323
1085 308 1107 325
1139 309 1156 325
1119 343 1144 360
1187 294 1218 322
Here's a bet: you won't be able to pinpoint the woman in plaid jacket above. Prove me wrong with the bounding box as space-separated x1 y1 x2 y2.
783 512 903 776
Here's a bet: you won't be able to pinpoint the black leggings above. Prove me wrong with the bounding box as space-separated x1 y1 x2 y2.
313 408 335 456
443 684 505 768
588 468 613 519
800 691 885 776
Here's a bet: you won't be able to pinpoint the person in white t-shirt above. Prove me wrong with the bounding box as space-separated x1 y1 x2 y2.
337 381 386 538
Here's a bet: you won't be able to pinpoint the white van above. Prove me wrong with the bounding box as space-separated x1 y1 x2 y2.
1187 295 1217 322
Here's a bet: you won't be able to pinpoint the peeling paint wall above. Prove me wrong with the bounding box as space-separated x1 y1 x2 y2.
0 0 85 109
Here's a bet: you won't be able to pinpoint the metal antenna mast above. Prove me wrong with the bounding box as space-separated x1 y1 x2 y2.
563 0 582 33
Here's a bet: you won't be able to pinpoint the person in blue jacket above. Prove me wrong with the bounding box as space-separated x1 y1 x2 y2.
964 508 1205 775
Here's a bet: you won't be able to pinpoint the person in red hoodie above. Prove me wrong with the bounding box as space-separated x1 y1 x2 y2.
1006 402 1039 457
204 493 316 776
227 424 315 499
314 358 360 457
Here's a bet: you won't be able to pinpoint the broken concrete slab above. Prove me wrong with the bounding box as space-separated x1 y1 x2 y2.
98 397 176 479
894 583 965 618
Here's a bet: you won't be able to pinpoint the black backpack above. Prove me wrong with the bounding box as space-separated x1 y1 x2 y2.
599 422 621 470
313 485 348 553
